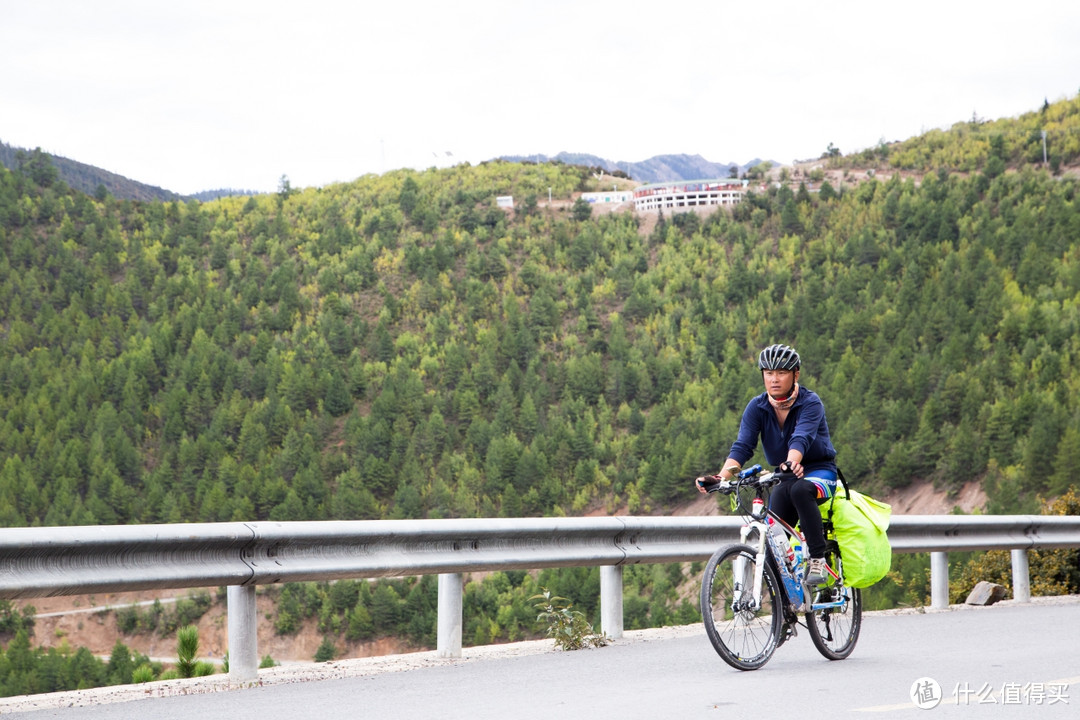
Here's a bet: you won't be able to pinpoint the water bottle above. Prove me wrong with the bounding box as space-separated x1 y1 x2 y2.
766 524 790 574
791 537 804 582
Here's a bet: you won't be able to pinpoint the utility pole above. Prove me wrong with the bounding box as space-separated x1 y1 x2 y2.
1041 130 1048 166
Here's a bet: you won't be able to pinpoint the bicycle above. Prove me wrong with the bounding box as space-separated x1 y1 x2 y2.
697 464 862 670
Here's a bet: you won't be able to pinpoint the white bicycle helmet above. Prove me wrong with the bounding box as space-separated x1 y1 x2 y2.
758 344 800 371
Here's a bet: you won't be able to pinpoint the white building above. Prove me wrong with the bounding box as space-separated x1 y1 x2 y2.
632 179 748 212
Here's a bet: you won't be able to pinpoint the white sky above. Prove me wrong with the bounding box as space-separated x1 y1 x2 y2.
3 0 1078 195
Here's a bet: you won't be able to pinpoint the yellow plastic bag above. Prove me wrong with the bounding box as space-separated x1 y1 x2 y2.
823 485 892 588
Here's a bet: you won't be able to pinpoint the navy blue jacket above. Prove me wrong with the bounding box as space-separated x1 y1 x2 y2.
729 387 837 473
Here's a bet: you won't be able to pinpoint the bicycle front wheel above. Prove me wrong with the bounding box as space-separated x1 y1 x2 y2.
700 543 783 671
805 546 862 660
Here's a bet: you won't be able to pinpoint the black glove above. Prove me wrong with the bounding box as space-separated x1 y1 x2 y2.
696 474 725 493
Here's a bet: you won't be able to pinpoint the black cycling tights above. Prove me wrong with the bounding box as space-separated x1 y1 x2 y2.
769 478 827 558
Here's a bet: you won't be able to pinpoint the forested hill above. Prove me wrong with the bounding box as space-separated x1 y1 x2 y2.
830 94 1080 174
0 142 185 202
1 96 1079 529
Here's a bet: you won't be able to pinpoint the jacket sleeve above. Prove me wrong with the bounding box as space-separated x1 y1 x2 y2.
728 398 762 465
788 395 825 457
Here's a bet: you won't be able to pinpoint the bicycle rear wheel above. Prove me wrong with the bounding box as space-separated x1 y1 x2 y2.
700 543 783 670
805 544 862 660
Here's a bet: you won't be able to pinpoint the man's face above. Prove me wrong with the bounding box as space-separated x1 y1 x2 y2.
763 369 798 399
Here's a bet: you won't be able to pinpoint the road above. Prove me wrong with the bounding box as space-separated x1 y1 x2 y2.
2 598 1077 719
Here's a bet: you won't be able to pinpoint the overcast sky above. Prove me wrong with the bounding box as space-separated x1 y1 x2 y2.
3 0 1078 195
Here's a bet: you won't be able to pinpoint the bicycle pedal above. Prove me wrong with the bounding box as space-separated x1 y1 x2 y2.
776 622 797 648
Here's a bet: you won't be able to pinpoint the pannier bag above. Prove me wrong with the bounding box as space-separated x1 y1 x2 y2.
822 474 892 588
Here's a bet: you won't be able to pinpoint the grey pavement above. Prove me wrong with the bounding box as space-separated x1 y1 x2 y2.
2 598 1077 720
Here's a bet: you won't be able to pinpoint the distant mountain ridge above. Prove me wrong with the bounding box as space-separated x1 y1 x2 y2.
3 139 771 201
498 151 774 184
0 141 187 202
0 141 262 202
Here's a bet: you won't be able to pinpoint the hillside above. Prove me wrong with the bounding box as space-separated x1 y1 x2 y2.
821 96 1080 178
2 99 1080 527
0 142 187 202
2 95 1080 675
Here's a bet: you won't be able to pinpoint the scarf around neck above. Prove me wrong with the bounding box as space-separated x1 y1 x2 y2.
768 382 799 411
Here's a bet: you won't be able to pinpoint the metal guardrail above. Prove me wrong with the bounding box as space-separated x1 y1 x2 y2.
0 514 1077 684
889 514 1080 552
0 517 742 596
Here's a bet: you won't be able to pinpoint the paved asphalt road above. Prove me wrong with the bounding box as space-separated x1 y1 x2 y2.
4 599 1078 720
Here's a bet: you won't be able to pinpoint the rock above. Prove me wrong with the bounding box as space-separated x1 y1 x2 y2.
965 581 1007 605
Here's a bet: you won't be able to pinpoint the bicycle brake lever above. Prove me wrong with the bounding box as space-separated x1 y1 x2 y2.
700 478 733 494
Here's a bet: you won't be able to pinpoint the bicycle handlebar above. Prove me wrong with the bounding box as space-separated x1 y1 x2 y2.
698 464 796 495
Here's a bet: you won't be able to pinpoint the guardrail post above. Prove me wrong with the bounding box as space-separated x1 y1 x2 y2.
600 565 623 639
1010 549 1031 602
437 573 463 658
930 552 949 609
227 585 258 684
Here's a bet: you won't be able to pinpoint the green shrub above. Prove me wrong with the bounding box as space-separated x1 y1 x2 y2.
131 664 156 683
175 625 200 678
953 490 1080 601
314 636 336 662
530 588 607 651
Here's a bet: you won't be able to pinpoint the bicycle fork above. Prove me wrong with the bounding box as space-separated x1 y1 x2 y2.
732 524 767 613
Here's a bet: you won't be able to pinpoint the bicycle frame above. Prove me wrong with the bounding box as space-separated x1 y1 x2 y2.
731 474 846 617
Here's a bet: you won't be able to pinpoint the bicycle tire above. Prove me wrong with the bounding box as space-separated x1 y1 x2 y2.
700 543 783 670
805 544 862 660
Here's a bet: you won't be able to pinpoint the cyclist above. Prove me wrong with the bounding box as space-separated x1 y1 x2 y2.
696 343 838 585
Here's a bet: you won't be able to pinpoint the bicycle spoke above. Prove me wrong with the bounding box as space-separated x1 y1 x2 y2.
805 550 861 660
701 544 781 670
